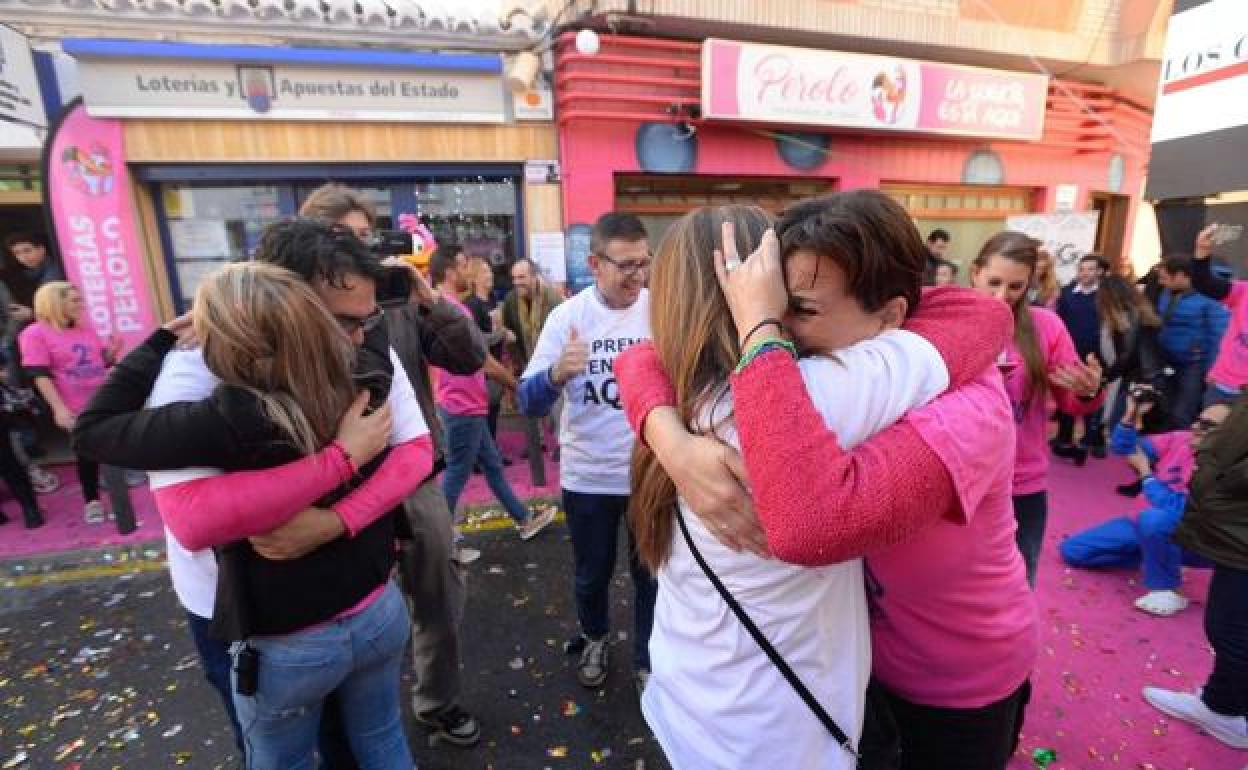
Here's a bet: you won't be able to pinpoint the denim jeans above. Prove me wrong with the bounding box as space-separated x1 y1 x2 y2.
1058 512 1211 590
439 409 528 524
231 581 413 770
1203 563 1248 717
1166 362 1207 430
186 611 244 753
1012 492 1047 588
562 489 658 670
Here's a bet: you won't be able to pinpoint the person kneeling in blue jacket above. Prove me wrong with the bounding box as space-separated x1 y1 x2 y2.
1060 392 1228 616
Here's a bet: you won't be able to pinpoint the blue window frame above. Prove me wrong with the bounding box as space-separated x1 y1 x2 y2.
139 163 525 312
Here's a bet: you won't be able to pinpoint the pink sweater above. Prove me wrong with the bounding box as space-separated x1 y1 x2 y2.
1006 308 1104 496
434 295 489 417
156 437 433 551
617 287 1038 707
1209 281 1248 389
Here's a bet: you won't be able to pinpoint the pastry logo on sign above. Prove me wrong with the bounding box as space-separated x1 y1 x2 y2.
61 143 115 197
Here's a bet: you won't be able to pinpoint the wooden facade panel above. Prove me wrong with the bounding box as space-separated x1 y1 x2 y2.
124 121 558 163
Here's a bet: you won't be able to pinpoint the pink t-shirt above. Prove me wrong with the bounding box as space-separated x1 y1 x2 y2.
18 322 109 413
871 367 1038 708
1209 281 1248 389
1143 430 1195 495
1003 308 1093 497
433 295 488 417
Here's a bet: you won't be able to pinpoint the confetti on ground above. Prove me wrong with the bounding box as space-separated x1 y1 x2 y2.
546 745 568 758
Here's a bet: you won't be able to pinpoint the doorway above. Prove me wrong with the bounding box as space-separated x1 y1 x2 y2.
1089 192 1129 270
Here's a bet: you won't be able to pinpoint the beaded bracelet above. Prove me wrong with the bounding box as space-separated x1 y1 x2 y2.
735 337 798 374
739 318 784 351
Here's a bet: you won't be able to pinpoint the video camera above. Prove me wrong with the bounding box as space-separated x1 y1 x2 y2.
370 230 418 308
1128 382 1160 407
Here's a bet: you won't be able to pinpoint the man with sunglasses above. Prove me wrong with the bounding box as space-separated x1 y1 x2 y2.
517 212 658 697
1060 393 1230 616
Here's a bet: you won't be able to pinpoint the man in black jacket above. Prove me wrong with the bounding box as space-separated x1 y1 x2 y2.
299 185 487 749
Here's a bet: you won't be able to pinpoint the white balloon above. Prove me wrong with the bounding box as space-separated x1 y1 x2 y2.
575 28 600 55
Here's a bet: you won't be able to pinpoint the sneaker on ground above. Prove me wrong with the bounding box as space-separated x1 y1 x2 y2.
415 703 481 747
83 500 106 524
518 506 556 541
1134 590 1189 616
1143 687 1248 749
29 465 59 494
577 635 609 688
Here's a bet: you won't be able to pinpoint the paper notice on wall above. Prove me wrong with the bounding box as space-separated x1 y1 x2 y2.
1006 211 1100 286
529 231 567 283
169 219 232 258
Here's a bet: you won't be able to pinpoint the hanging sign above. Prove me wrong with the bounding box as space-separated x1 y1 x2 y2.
42 100 160 352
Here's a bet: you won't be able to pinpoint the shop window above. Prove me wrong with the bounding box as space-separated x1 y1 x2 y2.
159 183 284 308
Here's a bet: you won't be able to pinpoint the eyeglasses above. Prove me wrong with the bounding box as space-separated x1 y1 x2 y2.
596 252 652 277
335 306 384 335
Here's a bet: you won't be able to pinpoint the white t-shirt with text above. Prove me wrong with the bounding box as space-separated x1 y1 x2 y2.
642 330 949 770
521 287 651 495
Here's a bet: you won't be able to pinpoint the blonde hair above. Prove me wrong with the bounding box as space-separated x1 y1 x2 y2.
467 256 493 295
33 281 78 329
193 262 357 455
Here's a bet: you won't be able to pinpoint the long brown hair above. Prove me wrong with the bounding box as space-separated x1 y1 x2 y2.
629 205 774 571
1032 248 1060 306
193 262 357 455
975 231 1049 403
1097 274 1160 333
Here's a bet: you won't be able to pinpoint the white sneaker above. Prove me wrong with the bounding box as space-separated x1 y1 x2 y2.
83 501 106 524
1134 590 1189 616
518 506 556 541
1142 687 1248 748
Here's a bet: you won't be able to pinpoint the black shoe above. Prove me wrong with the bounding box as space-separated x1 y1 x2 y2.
563 634 587 656
1116 480 1143 498
415 704 480 747
502 456 513 467
1071 446 1088 467
1088 445 1107 459
0 509 8 526
1051 442 1078 459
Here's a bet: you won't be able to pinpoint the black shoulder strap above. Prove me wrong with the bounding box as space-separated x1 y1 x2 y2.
675 509 859 760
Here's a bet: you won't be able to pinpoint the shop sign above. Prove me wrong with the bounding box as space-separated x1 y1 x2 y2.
43 101 159 353
1147 0 1248 200
0 25 46 130
1006 211 1100 287
703 39 1047 141
75 56 506 123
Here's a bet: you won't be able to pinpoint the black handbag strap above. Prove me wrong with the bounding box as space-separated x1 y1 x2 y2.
675 509 859 759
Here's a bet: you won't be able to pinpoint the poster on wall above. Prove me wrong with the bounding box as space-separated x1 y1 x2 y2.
169 219 232 258
1006 211 1100 286
529 232 567 283
41 99 160 353
564 224 594 295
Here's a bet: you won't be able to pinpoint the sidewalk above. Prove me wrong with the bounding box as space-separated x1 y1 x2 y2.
0 428 560 562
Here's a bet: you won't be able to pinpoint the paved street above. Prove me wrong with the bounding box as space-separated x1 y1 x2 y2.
0 521 666 770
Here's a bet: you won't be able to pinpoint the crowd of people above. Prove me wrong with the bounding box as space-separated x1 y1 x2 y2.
0 182 1244 769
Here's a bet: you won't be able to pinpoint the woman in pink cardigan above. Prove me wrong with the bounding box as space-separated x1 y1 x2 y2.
618 198 1036 770
969 231 1105 586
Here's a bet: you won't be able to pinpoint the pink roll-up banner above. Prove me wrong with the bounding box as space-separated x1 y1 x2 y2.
42 99 159 354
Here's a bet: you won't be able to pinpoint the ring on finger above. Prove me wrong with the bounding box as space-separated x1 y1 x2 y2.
724 258 742 273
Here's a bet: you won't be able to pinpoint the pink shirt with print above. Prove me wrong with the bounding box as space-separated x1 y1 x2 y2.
1004 307 1104 497
18 322 109 413
1209 281 1248 389
433 295 489 417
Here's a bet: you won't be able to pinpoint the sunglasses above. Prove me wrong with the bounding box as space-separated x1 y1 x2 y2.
335 306 384 335
596 252 652 277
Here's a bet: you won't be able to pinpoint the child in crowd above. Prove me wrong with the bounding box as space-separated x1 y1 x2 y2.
19 282 119 523
1060 393 1227 616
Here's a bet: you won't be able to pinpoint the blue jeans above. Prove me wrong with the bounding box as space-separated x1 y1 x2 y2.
1166 362 1207 430
231 582 413 770
1204 564 1248 717
186 611 244 753
439 409 528 524
1059 512 1211 590
562 489 658 670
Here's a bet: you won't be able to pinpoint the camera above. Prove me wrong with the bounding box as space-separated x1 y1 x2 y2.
1128 383 1159 406
370 230 416 257
368 230 417 308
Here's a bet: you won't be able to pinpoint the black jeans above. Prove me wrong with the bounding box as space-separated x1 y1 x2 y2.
1203 563 1248 717
1055 410 1104 448
76 456 100 503
0 429 36 512
1012 492 1047 588
859 678 1030 770
562 489 658 670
